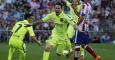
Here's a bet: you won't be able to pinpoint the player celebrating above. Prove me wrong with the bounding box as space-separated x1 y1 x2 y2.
8 13 41 60
42 2 75 60
56 0 80 57
73 0 101 60
27 2 75 60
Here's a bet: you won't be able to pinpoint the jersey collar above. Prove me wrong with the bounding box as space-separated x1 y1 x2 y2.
58 11 64 17
24 20 29 24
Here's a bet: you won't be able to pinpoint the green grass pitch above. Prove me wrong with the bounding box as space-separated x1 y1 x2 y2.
0 43 115 60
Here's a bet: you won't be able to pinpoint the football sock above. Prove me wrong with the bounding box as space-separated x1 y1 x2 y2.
80 47 84 57
74 46 80 60
8 48 15 60
43 51 50 60
85 45 97 59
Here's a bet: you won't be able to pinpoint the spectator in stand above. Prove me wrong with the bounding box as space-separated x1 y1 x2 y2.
47 0 54 13
13 7 24 21
0 18 3 41
0 0 115 43
100 32 111 43
30 0 40 10
92 35 100 43
92 15 100 32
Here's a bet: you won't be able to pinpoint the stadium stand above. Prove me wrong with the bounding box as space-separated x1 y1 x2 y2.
0 0 115 43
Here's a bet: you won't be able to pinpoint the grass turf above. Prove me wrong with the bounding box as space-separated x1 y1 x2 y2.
0 43 115 60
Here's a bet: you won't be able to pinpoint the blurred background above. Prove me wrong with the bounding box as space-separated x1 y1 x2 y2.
0 0 115 44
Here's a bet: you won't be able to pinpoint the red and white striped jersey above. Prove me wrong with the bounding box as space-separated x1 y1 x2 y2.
77 2 91 31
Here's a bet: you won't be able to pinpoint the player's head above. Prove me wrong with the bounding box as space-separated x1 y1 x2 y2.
24 13 33 23
54 2 63 16
72 0 78 5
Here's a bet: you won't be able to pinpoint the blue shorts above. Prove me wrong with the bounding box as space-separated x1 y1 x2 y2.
73 31 90 45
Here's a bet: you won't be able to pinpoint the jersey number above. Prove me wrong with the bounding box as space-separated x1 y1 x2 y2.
15 24 22 33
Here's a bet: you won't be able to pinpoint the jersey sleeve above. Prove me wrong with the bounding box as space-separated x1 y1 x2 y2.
63 13 75 25
27 26 35 36
66 1 76 17
42 12 53 22
66 1 79 24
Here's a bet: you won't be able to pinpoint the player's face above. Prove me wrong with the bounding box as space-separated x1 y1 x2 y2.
55 5 62 15
28 16 33 23
72 0 78 5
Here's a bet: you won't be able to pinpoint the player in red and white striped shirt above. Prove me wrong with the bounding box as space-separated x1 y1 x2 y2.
73 0 100 60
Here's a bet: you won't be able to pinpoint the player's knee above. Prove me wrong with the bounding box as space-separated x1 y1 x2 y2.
75 46 80 51
22 53 26 56
44 46 52 52
20 51 26 54
81 44 89 48
81 44 86 48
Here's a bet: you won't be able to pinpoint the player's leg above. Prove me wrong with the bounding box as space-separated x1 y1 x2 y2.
56 37 72 57
80 46 85 60
66 39 72 52
74 31 84 60
84 32 100 60
8 46 15 60
43 37 57 60
65 39 73 57
18 43 26 60
56 43 65 56
84 45 100 60
74 45 85 60
74 45 80 60
59 24 74 57
43 41 52 60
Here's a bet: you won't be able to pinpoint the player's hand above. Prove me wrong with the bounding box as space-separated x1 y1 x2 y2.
37 40 42 46
76 26 86 32
37 41 45 49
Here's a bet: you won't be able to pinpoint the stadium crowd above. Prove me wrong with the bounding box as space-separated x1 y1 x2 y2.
0 0 115 43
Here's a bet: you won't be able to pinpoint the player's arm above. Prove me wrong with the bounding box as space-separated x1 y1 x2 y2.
25 13 53 26
77 5 85 25
63 0 74 14
33 13 53 24
31 36 42 46
62 0 79 24
27 26 42 46
77 16 85 25
63 0 80 16
63 13 75 25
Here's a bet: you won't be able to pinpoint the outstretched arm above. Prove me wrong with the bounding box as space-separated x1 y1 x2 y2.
24 19 43 27
31 36 42 46
25 12 53 27
62 0 79 24
32 19 43 25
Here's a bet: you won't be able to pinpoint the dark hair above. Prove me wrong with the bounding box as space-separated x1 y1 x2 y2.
24 13 33 19
81 0 89 2
55 2 63 8
81 0 83 1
